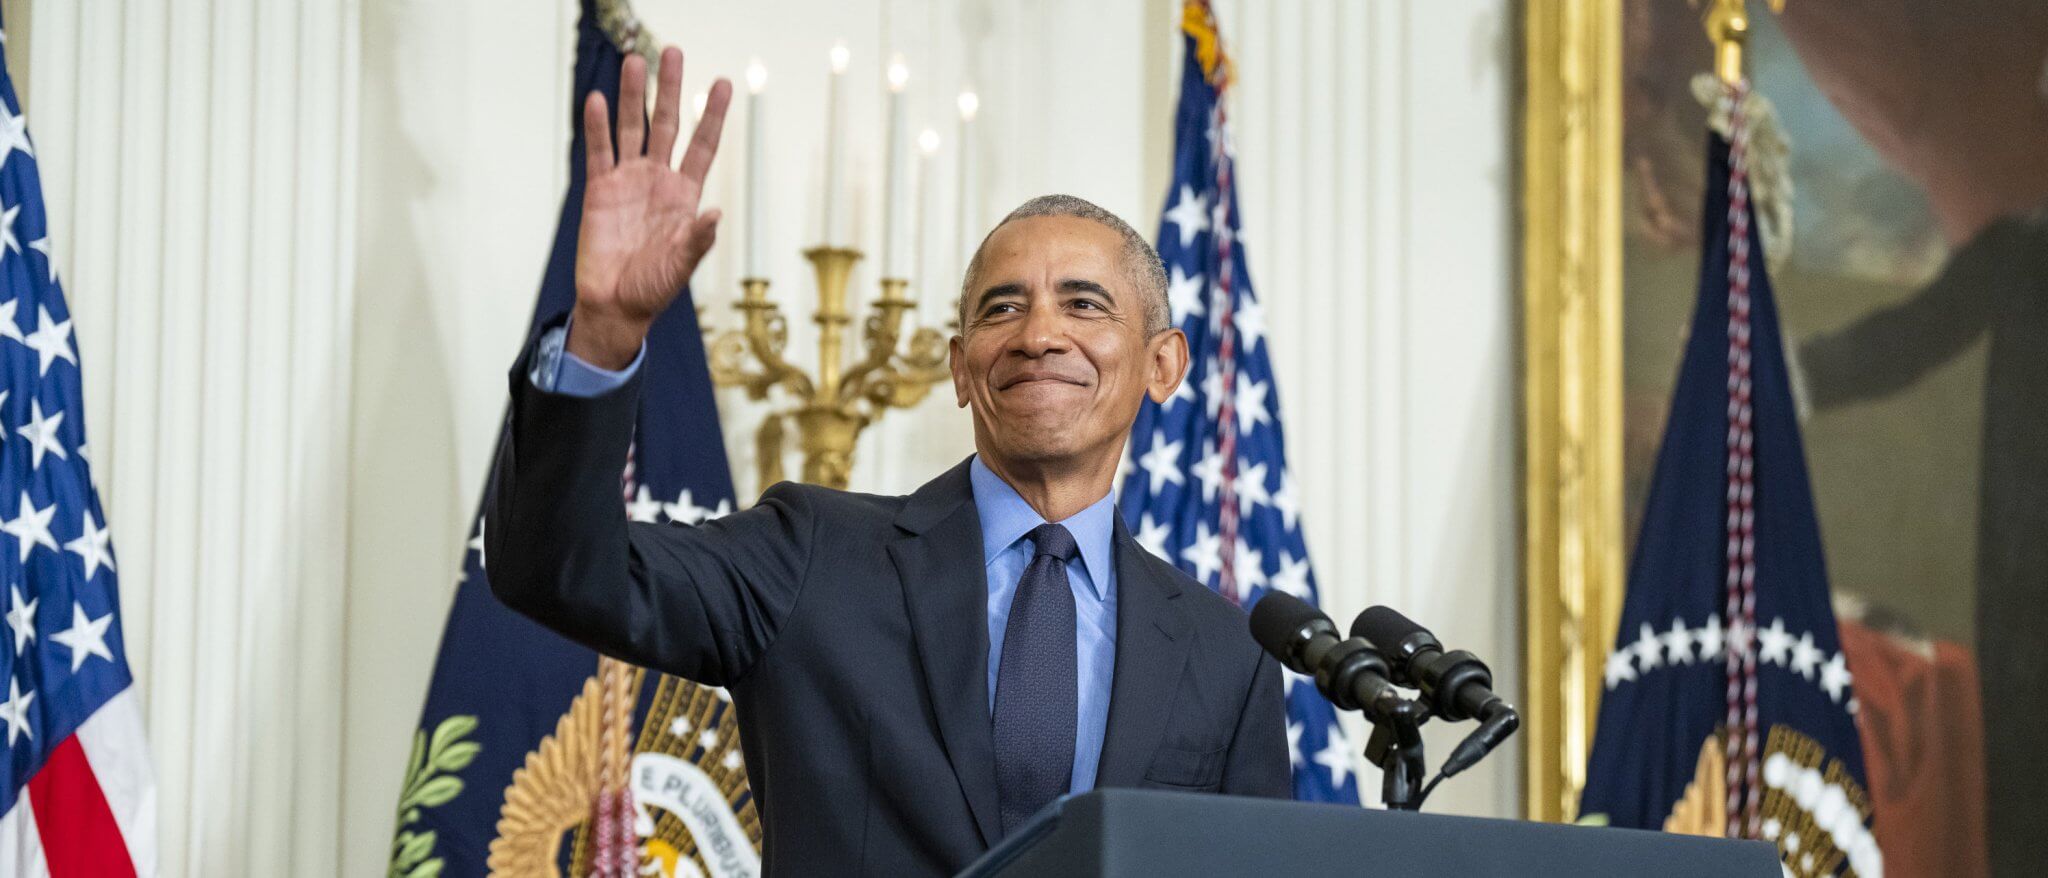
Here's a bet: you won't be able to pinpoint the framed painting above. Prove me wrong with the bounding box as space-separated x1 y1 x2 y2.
1524 3 2044 872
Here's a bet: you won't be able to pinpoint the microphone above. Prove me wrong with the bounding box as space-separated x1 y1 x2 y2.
1350 606 1518 777
1349 606 1507 722
1249 593 1416 726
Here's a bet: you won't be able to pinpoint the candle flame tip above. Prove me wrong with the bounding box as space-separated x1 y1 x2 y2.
746 58 769 93
829 41 850 73
887 54 910 91
957 91 980 120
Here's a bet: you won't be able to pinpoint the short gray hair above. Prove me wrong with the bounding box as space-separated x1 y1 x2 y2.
959 194 1171 335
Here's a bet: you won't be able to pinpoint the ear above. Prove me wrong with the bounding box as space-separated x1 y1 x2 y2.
1144 327 1190 404
949 334 971 408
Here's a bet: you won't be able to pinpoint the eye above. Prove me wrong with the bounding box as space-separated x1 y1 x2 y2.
1071 298 1105 311
981 302 1021 318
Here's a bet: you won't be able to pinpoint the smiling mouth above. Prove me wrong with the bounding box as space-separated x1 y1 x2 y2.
999 375 1087 390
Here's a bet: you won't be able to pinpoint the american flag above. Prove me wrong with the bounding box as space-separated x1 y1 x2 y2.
1118 0 1360 805
0 22 158 878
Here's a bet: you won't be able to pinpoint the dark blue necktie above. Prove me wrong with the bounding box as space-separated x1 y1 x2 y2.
993 522 1080 835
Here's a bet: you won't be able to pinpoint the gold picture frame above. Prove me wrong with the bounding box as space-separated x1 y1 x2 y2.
1520 0 1626 824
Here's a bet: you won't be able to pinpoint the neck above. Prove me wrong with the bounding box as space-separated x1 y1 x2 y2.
976 448 1119 522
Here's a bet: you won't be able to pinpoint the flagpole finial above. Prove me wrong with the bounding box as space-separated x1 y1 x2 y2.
1701 0 1749 84
1698 0 1786 85
1180 0 1232 90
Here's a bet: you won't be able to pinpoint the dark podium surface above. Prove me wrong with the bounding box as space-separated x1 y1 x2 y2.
959 789 1780 877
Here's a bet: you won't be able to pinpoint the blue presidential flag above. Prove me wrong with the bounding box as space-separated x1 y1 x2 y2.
1117 0 1359 805
1579 85 1878 877
392 5 756 877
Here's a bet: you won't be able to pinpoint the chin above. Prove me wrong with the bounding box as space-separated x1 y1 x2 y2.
974 404 1115 466
996 432 1084 463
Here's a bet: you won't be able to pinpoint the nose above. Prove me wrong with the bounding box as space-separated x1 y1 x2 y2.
1012 300 1070 358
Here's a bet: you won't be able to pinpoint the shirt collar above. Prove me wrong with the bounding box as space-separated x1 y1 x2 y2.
968 455 1117 600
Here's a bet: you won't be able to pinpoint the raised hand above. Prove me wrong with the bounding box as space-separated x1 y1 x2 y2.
570 47 734 369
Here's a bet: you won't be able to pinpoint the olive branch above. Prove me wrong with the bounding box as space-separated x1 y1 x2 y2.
389 715 482 878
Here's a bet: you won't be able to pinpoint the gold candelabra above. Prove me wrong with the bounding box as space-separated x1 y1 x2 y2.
708 247 951 490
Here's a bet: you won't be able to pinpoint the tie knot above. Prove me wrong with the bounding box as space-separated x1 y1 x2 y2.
1027 522 1080 563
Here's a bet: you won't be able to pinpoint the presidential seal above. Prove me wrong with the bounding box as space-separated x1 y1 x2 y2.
489 660 760 877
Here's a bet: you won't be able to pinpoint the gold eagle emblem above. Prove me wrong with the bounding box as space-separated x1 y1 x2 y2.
488 665 761 877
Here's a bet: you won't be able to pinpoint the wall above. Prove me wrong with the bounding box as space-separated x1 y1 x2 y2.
344 1 573 874
20 0 1517 871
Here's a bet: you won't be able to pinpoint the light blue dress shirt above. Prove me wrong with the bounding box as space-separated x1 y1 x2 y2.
968 455 1118 795
532 324 1120 794
528 323 644 394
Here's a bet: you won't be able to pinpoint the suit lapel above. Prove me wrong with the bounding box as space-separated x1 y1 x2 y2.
888 459 1003 846
1093 517 1194 788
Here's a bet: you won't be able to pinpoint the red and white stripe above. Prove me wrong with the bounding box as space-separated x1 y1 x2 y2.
1719 79 1763 841
0 688 158 877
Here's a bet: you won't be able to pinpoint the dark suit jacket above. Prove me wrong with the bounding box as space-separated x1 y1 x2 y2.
485 333 1290 876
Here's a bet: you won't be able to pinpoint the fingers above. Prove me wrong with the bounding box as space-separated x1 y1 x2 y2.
680 78 734 188
647 46 685 165
583 91 614 174
617 52 648 158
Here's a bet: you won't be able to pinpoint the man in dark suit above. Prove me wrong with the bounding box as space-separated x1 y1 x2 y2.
485 46 1289 876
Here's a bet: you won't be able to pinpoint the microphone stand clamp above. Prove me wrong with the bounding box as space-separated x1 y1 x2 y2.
1361 697 1430 811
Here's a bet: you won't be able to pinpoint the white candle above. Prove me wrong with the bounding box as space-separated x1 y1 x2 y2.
954 90 979 290
915 128 940 302
882 55 911 278
745 59 768 278
823 41 850 245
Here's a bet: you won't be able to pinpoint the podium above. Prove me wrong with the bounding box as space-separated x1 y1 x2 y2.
958 789 1779 877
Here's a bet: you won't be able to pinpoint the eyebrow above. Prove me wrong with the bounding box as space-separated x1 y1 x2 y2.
1059 278 1112 298
971 282 1027 317
971 278 1117 317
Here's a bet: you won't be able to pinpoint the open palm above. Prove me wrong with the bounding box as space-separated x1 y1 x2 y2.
572 48 733 367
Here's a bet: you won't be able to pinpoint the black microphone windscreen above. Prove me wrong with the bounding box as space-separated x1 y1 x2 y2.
1351 605 1425 648
1248 591 1323 658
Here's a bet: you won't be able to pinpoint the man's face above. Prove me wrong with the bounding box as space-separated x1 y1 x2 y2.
950 215 1188 470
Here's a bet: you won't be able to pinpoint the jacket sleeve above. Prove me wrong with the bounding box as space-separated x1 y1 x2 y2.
484 320 814 687
1220 649 1293 798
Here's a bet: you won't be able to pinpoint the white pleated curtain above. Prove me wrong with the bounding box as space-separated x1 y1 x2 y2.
14 0 357 874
